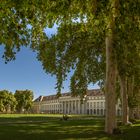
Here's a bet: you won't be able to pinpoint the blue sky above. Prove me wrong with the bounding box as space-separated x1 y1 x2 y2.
0 26 99 99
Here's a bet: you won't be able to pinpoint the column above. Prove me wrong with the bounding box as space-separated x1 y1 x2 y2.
70 101 72 114
71 100 73 114
84 100 86 114
66 101 68 114
64 101 66 114
81 102 84 114
63 101 64 114
65 101 67 114
72 100 75 114
78 100 80 114
75 100 77 114
68 101 70 114
74 100 76 114
59 102 60 113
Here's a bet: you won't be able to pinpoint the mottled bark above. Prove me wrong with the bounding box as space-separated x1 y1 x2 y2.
105 0 119 134
129 108 134 119
120 76 129 124
135 106 140 119
127 77 134 120
105 35 117 134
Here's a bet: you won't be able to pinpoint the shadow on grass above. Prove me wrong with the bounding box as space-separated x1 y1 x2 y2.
0 117 106 140
0 114 103 124
0 116 53 124
0 115 140 140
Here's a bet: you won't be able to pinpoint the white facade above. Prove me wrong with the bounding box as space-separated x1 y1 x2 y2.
32 89 121 116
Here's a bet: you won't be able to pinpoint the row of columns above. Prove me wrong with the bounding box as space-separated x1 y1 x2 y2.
87 109 105 115
61 100 86 114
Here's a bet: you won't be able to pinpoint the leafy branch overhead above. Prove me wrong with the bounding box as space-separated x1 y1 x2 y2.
1 0 139 93
0 0 140 134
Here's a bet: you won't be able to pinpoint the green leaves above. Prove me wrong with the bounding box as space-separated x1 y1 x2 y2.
14 90 34 113
0 0 139 99
0 90 17 112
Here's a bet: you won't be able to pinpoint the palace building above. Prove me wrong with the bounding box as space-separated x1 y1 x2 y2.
32 89 121 116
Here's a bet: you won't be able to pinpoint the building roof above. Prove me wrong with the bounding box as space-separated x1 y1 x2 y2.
34 89 104 102
34 96 44 102
86 89 104 96
42 95 58 101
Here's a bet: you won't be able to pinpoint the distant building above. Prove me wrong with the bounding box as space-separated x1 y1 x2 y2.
32 89 121 116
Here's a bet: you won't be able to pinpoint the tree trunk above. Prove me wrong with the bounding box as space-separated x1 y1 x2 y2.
105 0 119 134
120 76 129 124
127 77 134 120
129 108 134 120
105 35 117 134
135 106 140 119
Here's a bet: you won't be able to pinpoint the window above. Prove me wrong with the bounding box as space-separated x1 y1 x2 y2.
94 109 96 114
101 102 103 107
97 102 99 107
87 109 89 115
90 109 92 114
100 109 102 115
94 102 96 108
97 109 99 115
87 102 89 108
90 102 92 108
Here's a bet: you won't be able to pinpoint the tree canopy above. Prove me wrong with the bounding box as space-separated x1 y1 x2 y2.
14 90 34 113
1 0 139 91
0 0 140 134
0 90 17 113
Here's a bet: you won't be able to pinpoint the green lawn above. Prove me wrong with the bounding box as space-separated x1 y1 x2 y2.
0 114 140 140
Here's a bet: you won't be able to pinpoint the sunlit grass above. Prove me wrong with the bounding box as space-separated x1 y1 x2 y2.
0 114 140 140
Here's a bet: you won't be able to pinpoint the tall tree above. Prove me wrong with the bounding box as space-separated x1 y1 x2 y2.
0 0 140 134
14 90 33 113
0 90 17 113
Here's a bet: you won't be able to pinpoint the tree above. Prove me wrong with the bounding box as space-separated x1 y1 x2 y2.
1 0 140 134
39 0 139 133
0 90 17 113
37 0 140 134
116 19 140 124
0 91 5 112
14 90 33 113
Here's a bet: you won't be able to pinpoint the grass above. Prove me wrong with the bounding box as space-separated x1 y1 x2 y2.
0 114 140 140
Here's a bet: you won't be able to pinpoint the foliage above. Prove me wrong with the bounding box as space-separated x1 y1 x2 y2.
14 90 33 113
36 0 140 97
0 0 139 94
0 90 17 112
0 0 140 134
37 22 105 95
